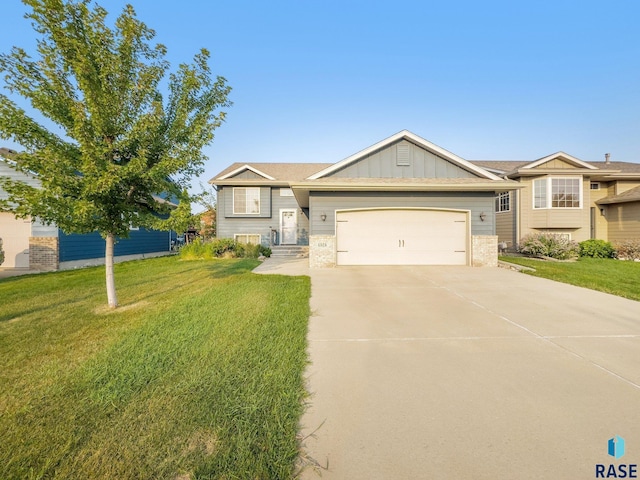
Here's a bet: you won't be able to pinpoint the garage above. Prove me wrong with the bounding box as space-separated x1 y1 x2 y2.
0 213 31 268
336 208 468 266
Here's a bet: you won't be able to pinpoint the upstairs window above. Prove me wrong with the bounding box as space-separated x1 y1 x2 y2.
495 192 510 213
533 178 581 209
233 187 260 214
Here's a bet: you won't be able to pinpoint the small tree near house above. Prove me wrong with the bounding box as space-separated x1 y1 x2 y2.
0 0 231 307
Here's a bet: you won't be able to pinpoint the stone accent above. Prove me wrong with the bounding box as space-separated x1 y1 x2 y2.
309 235 336 268
471 235 498 267
29 236 59 271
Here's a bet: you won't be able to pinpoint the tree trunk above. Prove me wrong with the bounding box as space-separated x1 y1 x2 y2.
106 233 118 308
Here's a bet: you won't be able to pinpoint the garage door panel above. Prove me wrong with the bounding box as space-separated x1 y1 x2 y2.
0 213 31 268
336 209 468 266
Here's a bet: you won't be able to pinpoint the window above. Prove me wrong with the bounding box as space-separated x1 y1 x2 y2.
280 188 294 197
495 192 510 213
533 178 581 209
534 179 547 208
234 234 261 245
233 187 260 214
590 182 600 190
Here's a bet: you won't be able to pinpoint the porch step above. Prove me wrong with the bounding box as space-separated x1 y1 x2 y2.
270 246 309 258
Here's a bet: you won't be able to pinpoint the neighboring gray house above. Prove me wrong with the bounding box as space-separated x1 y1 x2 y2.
211 130 522 267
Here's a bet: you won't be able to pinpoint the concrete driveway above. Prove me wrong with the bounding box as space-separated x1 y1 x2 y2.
298 265 640 479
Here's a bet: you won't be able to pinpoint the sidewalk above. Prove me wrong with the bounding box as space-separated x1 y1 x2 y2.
252 256 310 276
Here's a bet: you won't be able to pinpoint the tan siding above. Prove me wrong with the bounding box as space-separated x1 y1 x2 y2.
518 176 591 242
536 158 578 169
615 181 640 195
495 210 515 245
607 203 640 243
587 181 611 240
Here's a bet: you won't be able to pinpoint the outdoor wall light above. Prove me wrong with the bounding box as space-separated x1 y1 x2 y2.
479 212 487 222
320 213 327 222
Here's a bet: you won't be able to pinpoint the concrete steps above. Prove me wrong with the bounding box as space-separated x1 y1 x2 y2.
270 245 309 258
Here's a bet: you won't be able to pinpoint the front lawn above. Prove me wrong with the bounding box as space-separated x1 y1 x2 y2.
0 256 310 479
499 256 640 301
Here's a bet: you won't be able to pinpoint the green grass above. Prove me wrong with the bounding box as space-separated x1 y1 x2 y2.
0 256 311 479
499 256 640 301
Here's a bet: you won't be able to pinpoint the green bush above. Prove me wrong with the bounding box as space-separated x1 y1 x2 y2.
179 238 271 260
518 233 580 260
579 239 615 258
614 240 640 261
0 238 4 266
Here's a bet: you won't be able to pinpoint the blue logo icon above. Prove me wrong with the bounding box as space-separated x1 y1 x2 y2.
608 436 625 459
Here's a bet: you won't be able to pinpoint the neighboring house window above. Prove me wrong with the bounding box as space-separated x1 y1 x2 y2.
233 187 260 214
590 182 600 190
235 234 261 245
495 192 510 213
280 188 294 197
533 178 581 209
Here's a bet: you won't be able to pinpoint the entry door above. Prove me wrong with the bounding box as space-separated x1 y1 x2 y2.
280 209 297 245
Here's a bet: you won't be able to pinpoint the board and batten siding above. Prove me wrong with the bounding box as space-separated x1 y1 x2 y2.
328 139 478 179
308 191 494 236
59 228 170 262
217 186 310 245
606 202 640 243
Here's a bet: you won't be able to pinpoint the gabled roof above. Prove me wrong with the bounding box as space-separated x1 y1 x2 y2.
216 164 276 180
212 162 332 183
307 130 502 181
588 161 640 173
596 185 640 205
470 160 530 174
520 152 598 170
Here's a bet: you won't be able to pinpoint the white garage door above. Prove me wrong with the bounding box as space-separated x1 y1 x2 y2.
0 213 31 268
336 209 468 266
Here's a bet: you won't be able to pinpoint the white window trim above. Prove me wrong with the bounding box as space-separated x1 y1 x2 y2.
533 177 582 209
234 233 261 244
495 192 510 213
233 187 261 215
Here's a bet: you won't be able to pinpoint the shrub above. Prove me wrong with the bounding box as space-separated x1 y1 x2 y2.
179 238 271 260
0 238 4 266
579 239 615 258
518 233 580 260
614 240 640 261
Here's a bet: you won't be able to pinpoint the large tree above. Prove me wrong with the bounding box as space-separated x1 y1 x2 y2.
0 0 231 307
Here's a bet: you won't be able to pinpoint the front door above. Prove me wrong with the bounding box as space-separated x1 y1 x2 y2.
280 209 297 245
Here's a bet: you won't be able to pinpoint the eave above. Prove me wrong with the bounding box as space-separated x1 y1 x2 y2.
290 181 524 208
506 168 622 178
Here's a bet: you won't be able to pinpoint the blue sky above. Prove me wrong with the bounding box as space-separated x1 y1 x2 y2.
2 0 640 196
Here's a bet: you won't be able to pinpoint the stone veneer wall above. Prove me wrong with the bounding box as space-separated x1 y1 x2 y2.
309 235 336 268
29 236 59 271
310 234 497 268
471 235 498 267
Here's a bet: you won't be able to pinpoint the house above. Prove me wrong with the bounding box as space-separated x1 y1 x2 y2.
211 131 640 268
0 147 173 271
211 130 522 267
473 154 640 248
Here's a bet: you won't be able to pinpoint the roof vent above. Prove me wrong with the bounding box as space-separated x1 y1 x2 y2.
605 153 610 165
396 144 410 166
